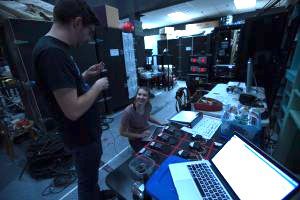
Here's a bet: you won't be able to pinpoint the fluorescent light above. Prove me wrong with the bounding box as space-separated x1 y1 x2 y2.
234 0 256 10
167 12 191 21
142 23 158 29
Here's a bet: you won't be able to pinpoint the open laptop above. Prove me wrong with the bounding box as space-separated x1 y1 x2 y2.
169 133 299 200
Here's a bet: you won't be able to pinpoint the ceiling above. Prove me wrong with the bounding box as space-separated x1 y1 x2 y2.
44 0 192 19
140 0 287 29
44 0 287 29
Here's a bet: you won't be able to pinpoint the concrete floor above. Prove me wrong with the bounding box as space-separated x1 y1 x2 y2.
0 81 186 200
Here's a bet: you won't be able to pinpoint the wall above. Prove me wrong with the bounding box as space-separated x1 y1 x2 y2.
144 35 160 55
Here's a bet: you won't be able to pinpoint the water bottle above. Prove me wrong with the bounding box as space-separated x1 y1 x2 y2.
132 181 144 200
246 58 253 93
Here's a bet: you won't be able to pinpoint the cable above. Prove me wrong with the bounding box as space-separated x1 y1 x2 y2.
93 31 110 115
100 121 109 131
108 131 119 154
263 0 281 11
41 170 77 196
263 0 275 9
8 21 47 134
100 115 114 131
102 116 114 124
0 92 24 110
101 118 120 154
258 0 281 17
93 30 115 132
253 71 258 88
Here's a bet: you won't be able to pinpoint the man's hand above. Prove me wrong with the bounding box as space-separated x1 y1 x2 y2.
82 62 106 80
95 77 109 91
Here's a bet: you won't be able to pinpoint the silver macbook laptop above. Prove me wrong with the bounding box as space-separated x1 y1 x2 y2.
169 134 299 200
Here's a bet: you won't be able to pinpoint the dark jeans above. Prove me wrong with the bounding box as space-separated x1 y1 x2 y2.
72 142 102 200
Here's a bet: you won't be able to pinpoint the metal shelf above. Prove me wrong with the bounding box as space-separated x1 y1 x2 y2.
274 28 300 169
290 110 300 130
281 104 288 114
286 69 296 82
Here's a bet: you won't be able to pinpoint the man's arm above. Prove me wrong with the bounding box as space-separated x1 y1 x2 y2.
53 77 108 121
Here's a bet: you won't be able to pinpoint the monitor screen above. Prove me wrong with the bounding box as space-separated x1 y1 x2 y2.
212 135 299 200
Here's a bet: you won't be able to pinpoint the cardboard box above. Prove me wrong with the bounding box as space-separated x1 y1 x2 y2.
92 4 119 29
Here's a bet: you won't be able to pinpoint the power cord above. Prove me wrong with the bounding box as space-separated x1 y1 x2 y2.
102 120 121 154
100 116 114 131
109 131 120 154
41 169 77 196
264 129 279 155
100 115 120 153
103 117 114 124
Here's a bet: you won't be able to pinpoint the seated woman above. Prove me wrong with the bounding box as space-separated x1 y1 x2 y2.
119 87 163 152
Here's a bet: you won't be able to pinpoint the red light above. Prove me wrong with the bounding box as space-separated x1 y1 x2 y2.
192 58 197 63
122 21 134 32
200 68 206 73
201 58 206 63
191 67 197 72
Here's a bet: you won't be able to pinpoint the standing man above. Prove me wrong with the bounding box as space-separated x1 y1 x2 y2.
33 0 115 199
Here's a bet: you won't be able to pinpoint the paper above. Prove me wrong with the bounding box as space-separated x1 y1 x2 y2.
122 32 137 99
169 111 199 124
109 49 119 56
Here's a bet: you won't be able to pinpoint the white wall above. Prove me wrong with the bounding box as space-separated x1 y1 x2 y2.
144 35 160 55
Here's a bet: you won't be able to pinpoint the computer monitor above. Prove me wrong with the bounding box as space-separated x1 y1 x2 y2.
212 134 299 200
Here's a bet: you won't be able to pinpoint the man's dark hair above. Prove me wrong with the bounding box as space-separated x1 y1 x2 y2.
54 0 98 26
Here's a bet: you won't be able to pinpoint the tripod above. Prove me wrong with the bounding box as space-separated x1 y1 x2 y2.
94 32 114 131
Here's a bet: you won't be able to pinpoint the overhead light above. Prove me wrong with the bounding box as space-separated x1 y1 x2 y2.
167 12 191 21
142 23 158 29
234 0 256 10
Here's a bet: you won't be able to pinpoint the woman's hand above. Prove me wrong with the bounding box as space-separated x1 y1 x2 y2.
149 116 167 126
139 130 151 139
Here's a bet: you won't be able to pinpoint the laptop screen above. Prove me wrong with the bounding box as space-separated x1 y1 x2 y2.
211 135 299 200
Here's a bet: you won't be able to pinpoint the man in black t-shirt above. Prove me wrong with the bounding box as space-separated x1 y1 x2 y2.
32 0 115 199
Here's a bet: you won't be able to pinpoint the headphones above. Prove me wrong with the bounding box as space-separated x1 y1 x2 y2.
239 93 264 108
194 97 223 112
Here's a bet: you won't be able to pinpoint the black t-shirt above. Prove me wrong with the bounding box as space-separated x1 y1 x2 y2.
32 36 101 148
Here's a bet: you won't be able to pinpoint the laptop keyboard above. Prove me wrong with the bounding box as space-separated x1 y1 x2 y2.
181 116 221 139
187 163 231 200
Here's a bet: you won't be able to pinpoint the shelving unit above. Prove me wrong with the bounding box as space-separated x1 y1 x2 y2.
273 27 300 173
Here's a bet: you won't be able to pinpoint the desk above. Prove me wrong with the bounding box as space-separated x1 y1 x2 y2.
139 71 163 80
158 65 175 90
202 82 269 126
106 83 269 198
139 71 163 89
106 126 225 199
213 64 236 79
